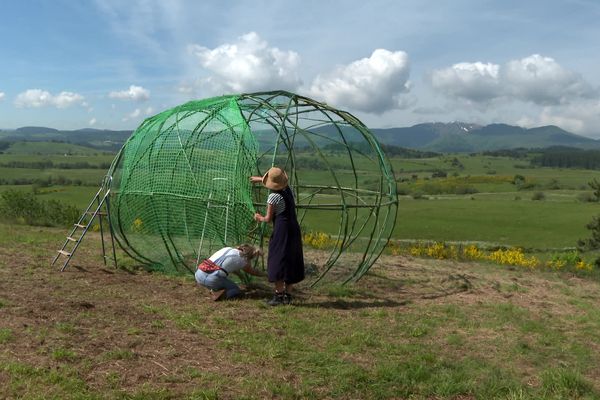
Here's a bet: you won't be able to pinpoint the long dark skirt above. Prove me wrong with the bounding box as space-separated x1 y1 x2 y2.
267 189 305 284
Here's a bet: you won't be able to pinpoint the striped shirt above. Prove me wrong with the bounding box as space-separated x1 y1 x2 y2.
267 192 286 215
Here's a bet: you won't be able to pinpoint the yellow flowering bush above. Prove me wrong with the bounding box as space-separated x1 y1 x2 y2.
546 259 567 270
488 248 538 268
462 244 486 260
303 231 339 249
405 241 458 259
131 218 143 233
545 251 593 271
386 240 594 272
576 261 593 271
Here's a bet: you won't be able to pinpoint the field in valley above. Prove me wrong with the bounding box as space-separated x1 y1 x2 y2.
1 141 599 252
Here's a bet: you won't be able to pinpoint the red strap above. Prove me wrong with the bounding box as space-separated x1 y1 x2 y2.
198 259 221 273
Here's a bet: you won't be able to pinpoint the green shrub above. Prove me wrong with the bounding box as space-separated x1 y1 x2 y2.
0 189 79 227
531 191 545 201
588 178 600 201
577 192 595 202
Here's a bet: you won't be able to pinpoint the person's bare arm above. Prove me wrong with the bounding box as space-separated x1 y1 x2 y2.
242 264 265 277
254 203 275 223
249 176 263 184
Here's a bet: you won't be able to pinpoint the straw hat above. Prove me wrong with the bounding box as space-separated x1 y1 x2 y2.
262 167 288 190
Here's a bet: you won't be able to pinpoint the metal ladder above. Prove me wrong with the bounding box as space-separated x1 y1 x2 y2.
51 176 117 271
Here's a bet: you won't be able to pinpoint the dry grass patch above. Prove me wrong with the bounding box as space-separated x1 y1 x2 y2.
1 223 600 399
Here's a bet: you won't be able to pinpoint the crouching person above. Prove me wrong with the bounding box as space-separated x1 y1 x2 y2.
195 244 264 301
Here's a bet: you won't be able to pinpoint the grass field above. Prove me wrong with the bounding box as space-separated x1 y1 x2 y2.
3 141 110 155
2 222 600 399
393 196 598 249
3 142 600 398
0 166 106 183
2 147 600 252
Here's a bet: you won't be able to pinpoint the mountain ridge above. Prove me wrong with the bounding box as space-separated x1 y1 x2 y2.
370 123 599 152
1 123 598 153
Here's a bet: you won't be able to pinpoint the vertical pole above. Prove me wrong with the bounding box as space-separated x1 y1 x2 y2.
98 192 107 266
106 192 118 269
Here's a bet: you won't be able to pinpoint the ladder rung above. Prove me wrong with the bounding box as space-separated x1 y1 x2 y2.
53 182 114 272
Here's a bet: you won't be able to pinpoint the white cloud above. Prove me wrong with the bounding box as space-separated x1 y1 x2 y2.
145 106 154 115
109 85 150 101
430 62 501 102
122 108 142 122
0 92 5 101
189 32 302 94
412 105 447 115
14 89 85 108
89 118 97 126
53 92 86 108
128 108 141 118
517 100 600 137
178 85 194 94
503 54 596 105
430 55 597 106
308 49 411 113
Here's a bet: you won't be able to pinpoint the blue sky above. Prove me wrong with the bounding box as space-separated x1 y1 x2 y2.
1 0 600 137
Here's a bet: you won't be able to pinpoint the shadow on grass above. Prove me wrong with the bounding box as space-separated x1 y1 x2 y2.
232 270 474 309
298 298 410 310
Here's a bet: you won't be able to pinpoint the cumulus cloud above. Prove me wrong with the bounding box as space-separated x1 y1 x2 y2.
122 106 155 122
125 108 141 120
430 62 501 102
189 32 302 94
308 49 411 113
14 89 85 108
0 92 5 101
109 85 150 101
89 118 97 126
430 54 597 106
412 105 447 115
517 100 600 137
502 54 596 105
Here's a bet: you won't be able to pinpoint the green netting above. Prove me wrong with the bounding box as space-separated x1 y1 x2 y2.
107 90 397 282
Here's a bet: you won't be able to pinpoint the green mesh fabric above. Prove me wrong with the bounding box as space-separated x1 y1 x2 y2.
109 96 257 273
107 91 397 282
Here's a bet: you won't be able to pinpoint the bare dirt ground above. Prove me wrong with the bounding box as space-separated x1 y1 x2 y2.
2 226 600 398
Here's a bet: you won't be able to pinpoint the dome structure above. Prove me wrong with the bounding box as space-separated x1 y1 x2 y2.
107 91 397 282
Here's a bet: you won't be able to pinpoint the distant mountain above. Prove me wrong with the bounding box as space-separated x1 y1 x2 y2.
371 123 599 152
1 122 598 153
16 126 60 134
0 127 133 151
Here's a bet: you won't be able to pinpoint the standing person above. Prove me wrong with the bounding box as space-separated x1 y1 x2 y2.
195 244 264 301
251 167 305 305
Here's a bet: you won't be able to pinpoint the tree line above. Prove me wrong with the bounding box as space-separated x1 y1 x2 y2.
0 160 111 169
531 147 600 169
0 176 98 187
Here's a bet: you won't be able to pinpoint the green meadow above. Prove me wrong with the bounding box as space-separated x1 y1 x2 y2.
2 223 600 399
2 141 599 252
3 141 600 398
